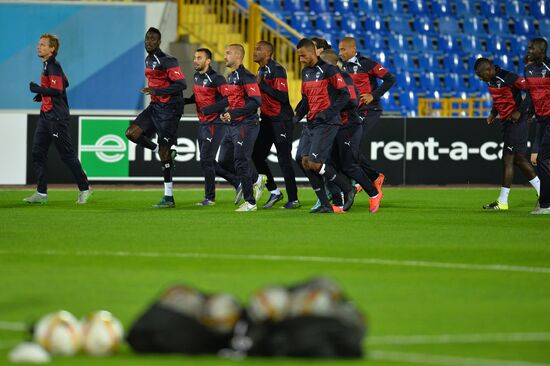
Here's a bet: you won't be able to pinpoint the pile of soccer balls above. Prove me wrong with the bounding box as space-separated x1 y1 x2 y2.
9 310 124 363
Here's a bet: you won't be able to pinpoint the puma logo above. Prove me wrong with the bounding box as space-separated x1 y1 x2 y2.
280 133 286 138
311 153 318 158
52 133 59 138
344 141 351 146
237 141 243 146
163 137 169 142
206 137 213 142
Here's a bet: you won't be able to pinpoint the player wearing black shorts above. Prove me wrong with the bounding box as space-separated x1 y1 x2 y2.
125 27 186 208
474 57 539 210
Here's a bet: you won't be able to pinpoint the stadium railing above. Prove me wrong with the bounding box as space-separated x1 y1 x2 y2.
418 97 492 117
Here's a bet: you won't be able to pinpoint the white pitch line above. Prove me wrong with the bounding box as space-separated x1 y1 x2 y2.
369 351 550 366
368 332 550 345
0 321 26 331
1 249 550 275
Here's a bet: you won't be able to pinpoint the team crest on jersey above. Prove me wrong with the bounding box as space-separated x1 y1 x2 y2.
315 71 321 81
203 79 208 86
353 65 359 73
543 69 547 77
151 61 158 70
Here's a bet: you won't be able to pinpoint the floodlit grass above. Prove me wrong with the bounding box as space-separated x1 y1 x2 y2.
1 187 549 365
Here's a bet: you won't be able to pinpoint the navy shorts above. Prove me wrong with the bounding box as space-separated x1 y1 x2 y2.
134 102 183 146
501 116 529 155
296 123 340 163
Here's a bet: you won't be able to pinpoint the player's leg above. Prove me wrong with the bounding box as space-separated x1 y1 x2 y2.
252 120 276 194
126 107 158 152
197 123 221 205
532 121 550 214
359 110 385 191
234 121 260 211
25 117 52 203
510 117 540 198
215 127 242 203
272 119 299 206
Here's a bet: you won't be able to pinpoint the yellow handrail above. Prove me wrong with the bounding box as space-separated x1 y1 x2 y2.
419 97 491 117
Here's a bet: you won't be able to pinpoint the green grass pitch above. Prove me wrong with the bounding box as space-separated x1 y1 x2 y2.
1 187 549 365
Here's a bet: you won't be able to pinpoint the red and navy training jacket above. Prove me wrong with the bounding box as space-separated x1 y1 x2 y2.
34 55 70 121
145 49 186 105
257 58 293 121
226 64 262 122
524 57 550 119
295 59 350 126
487 65 527 121
340 70 361 128
186 67 229 124
341 53 395 113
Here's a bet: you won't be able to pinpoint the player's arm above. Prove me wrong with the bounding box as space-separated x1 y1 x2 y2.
201 75 229 115
184 94 195 105
227 75 261 119
293 96 309 122
147 58 187 96
318 68 350 122
258 66 290 104
29 63 64 96
369 61 396 101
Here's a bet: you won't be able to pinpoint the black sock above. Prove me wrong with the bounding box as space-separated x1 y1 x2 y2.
305 170 331 206
162 160 172 183
137 135 158 151
321 164 352 192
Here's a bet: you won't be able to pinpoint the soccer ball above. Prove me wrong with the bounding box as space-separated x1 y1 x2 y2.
247 287 290 322
34 310 81 355
289 286 338 317
81 310 124 356
200 293 241 333
158 285 205 318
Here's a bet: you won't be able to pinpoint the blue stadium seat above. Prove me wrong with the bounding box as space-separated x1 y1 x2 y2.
486 34 509 54
389 15 415 35
365 14 388 34
313 31 337 49
505 1 525 17
437 16 461 34
397 72 420 91
437 35 460 53
467 52 491 70
399 91 419 116
290 12 311 34
480 1 502 17
259 0 283 12
309 0 329 14
444 73 466 92
469 75 486 93
510 35 528 55
539 19 550 40
453 0 474 17
358 0 380 14
408 0 429 15
284 0 305 13
361 32 387 51
419 54 445 73
372 50 393 70
382 0 407 15
389 33 413 51
334 0 355 15
432 0 452 17
413 34 437 52
443 54 468 73
531 0 549 18
463 17 487 35
394 52 420 71
342 14 365 33
264 12 287 33
381 93 399 112
414 17 437 35
488 17 509 34
420 72 442 91
316 13 339 34
513 17 537 37
496 54 513 70
460 34 484 54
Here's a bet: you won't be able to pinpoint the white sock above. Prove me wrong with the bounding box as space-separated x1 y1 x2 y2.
164 182 173 197
270 189 281 195
529 176 541 197
256 175 263 185
36 191 47 197
498 187 510 205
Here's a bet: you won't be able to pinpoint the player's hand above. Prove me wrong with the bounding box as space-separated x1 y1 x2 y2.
29 82 41 93
33 94 42 102
531 153 538 166
221 112 231 123
486 114 496 124
360 93 374 105
141 87 154 95
509 110 521 123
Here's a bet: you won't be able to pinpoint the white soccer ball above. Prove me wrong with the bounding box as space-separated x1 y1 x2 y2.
158 285 206 318
200 293 241 333
248 287 290 322
81 310 124 356
289 287 338 317
34 310 81 356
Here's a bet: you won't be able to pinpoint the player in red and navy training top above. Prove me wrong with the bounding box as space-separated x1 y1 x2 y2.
251 41 300 209
25 33 91 205
339 36 395 195
523 38 550 214
220 44 264 212
184 48 242 206
320 50 382 213
474 58 540 211
293 38 357 214
125 27 186 208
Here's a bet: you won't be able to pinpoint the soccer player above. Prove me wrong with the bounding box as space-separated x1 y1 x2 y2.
220 44 264 212
252 41 300 209
185 48 240 206
311 37 331 56
25 33 91 205
339 36 395 194
474 57 540 210
523 38 550 214
320 50 382 213
294 38 357 213
125 27 186 208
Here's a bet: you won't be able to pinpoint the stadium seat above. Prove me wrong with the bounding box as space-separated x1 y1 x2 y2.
413 34 437 52
432 0 452 17
334 0 354 15
389 33 414 51
361 32 387 51
382 0 407 15
408 0 429 15
284 0 306 13
358 0 380 14
259 0 284 12
372 50 393 70
264 12 287 33
365 14 387 33
486 34 509 54
341 14 365 33
531 0 549 18
389 15 415 35
309 0 329 14
460 34 484 54
539 19 550 40
488 17 509 34
313 31 337 49
380 92 399 112
513 17 537 37
444 54 468 73
463 17 487 35
290 12 312 34
496 54 513 70
505 1 525 17
414 17 437 35
444 73 466 92
480 1 502 17
316 13 339 35
437 16 461 34
394 52 420 72
467 52 491 70
399 91 419 116
469 75 487 93
420 72 441 91
397 72 420 91
438 34 461 53
453 0 474 17
419 54 445 72
510 35 528 56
